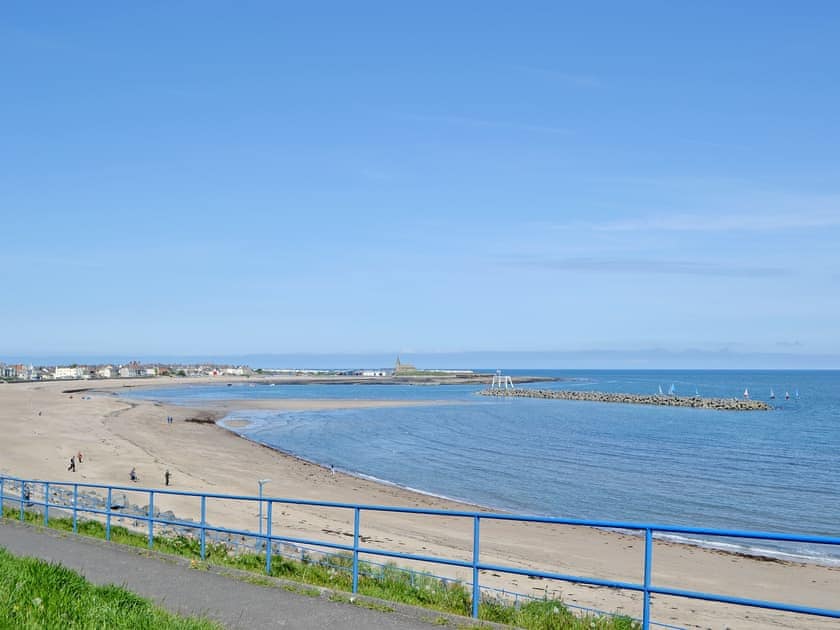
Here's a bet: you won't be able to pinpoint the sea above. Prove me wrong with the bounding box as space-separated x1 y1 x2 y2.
123 370 840 564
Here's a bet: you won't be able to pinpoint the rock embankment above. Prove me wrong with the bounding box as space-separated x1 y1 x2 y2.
479 388 773 411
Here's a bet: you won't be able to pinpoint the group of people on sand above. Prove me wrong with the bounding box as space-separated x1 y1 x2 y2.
66 453 172 486
129 466 172 486
67 450 83 472
58 410 177 485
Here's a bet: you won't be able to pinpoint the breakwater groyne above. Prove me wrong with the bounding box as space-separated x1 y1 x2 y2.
479 388 773 411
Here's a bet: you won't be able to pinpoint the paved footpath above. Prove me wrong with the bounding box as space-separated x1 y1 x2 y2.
0 520 477 630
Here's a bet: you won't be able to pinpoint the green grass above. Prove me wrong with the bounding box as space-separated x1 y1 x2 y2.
1 506 640 630
0 547 219 629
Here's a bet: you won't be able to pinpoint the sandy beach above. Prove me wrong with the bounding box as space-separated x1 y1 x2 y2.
1 377 837 629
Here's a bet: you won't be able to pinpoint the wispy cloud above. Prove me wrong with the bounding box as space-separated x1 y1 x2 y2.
505 256 787 278
0 254 104 270
399 113 569 135
776 340 803 348
542 189 840 234
2 28 70 53
358 167 393 182
588 211 840 233
509 64 603 88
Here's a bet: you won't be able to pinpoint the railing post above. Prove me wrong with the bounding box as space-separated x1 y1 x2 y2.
472 515 481 618
43 482 49 526
73 483 78 533
20 481 25 521
148 490 155 549
352 507 360 593
106 487 112 541
643 527 652 630
200 495 207 560
265 500 273 575
0 476 4 516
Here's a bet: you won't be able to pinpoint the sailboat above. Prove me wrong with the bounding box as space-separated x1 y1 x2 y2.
694 386 700 398
795 388 800 399
658 384 664 396
770 388 776 400
668 383 676 396
785 390 790 400
743 388 750 399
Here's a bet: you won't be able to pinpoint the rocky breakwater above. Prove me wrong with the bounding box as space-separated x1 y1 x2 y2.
479 388 773 411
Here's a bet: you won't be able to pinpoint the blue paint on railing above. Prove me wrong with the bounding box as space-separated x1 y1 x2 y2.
643 527 652 628
200 495 207 560
352 506 360 594
471 515 480 619
1 474 838 629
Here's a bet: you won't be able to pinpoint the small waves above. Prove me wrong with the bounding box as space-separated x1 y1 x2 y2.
131 370 840 565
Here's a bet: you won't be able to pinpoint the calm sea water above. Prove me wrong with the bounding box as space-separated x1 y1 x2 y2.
126 370 840 563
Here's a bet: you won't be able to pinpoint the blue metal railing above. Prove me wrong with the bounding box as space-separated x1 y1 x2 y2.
1 473 838 629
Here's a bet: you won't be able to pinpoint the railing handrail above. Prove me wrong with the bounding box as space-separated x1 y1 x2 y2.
1 473 838 628
2 473 838 546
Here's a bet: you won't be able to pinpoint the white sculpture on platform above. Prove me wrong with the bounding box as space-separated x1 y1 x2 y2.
490 370 514 390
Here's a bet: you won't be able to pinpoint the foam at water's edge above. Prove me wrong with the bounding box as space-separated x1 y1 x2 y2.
216 412 493 509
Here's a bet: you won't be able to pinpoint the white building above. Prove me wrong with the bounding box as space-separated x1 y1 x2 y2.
97 365 116 379
54 366 84 379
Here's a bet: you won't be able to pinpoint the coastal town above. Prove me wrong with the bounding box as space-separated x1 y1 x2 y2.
0 356 473 383
0 361 256 382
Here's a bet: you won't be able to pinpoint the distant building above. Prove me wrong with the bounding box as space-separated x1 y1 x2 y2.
0 363 34 380
119 362 142 378
394 356 417 375
97 365 116 379
361 370 387 377
54 366 84 379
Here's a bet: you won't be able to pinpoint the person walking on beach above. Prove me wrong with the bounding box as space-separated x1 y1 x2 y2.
77 451 83 464
164 469 171 486
130 467 138 482
68 456 75 472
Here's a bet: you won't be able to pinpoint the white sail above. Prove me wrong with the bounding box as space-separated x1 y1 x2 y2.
743 388 750 399
770 388 775 399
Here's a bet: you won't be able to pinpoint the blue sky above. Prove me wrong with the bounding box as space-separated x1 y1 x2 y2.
2 2 839 367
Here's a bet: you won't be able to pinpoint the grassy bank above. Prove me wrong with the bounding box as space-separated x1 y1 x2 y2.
0 546 219 629
1 506 639 630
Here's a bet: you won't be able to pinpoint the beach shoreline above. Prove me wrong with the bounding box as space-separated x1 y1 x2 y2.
2 377 838 629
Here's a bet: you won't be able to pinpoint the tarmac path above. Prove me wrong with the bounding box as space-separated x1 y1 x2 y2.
0 520 475 629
